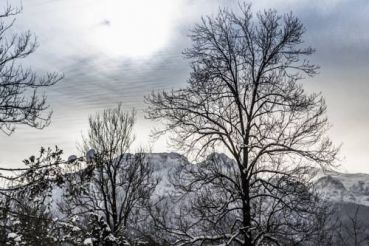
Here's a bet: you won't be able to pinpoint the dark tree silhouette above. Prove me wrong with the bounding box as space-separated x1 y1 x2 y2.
0 146 65 245
147 4 338 246
1 190 59 246
0 4 62 135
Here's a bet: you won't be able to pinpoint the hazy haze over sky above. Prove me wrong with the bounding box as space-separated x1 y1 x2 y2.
0 0 368 173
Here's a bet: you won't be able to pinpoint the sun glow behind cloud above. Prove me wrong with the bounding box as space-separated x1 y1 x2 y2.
18 0 184 60
88 0 181 58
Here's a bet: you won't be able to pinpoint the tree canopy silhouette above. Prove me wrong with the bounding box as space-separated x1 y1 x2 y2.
0 4 62 135
147 4 338 245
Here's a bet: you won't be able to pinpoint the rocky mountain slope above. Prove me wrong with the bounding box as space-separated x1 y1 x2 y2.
59 152 369 209
133 153 369 209
314 169 369 206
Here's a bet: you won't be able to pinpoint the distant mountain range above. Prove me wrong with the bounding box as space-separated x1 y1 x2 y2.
314 168 369 206
102 152 369 207
49 152 369 244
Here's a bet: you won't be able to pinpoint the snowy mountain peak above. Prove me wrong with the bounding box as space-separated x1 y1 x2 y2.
314 170 369 206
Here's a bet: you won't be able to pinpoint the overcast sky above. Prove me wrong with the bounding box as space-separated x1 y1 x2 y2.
0 0 368 173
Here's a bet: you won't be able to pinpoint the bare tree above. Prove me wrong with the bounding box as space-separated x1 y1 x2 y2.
60 105 157 245
150 153 334 246
0 4 62 135
146 4 338 246
0 146 65 193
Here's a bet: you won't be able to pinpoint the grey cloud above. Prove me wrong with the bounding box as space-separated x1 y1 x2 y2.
0 0 368 172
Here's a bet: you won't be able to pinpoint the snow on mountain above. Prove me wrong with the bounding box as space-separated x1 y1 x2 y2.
147 153 369 206
145 153 369 208
48 152 369 211
144 152 188 198
314 169 369 206
144 153 369 209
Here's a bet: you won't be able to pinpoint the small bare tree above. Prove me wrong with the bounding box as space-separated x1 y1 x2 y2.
60 105 156 245
146 4 338 245
0 4 62 135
